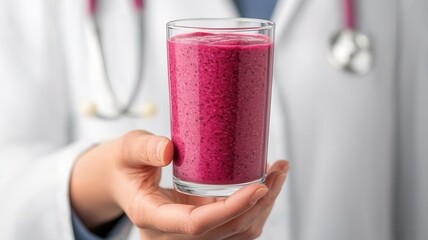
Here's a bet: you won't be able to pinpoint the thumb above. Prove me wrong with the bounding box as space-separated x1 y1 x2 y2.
119 130 174 167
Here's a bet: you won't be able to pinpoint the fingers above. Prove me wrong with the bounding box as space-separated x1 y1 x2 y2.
132 184 268 236
267 160 289 174
205 161 288 239
224 171 287 240
119 130 174 167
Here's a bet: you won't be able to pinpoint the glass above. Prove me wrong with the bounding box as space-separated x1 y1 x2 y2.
167 18 275 196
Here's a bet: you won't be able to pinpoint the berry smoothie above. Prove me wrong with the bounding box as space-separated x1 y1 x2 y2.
168 32 273 185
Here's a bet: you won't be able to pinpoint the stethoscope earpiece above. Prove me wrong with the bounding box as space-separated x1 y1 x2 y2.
80 101 98 117
138 101 157 118
80 100 157 119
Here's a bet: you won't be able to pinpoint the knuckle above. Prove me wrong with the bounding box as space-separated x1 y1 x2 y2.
121 131 143 157
137 139 151 162
122 130 160 164
145 136 159 160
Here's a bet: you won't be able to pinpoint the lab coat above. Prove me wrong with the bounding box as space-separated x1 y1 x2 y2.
0 0 427 239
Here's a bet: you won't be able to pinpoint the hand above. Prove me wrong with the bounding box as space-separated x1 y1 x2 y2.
70 130 289 240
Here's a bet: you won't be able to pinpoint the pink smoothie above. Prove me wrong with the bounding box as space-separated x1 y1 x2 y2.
168 32 273 185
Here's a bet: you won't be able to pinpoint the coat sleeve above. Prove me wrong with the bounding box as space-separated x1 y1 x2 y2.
0 1 132 239
0 141 92 240
0 142 133 240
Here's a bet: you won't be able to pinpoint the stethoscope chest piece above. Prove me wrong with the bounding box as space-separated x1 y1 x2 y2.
328 29 374 75
328 0 374 76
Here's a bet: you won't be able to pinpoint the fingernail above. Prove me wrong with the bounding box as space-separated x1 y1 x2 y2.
250 188 269 204
156 139 167 162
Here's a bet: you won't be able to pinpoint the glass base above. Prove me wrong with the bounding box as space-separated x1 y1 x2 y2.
173 176 266 197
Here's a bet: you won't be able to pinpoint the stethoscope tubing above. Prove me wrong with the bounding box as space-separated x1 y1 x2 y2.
343 0 356 29
88 0 143 14
84 0 371 120
87 0 145 120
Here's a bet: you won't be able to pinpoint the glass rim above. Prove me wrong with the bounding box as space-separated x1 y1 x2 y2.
167 18 275 32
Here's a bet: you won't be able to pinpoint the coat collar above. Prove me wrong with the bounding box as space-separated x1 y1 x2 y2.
222 0 305 40
271 0 305 40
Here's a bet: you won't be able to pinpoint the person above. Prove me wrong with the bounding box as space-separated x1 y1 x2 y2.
0 0 427 240
0 1 288 239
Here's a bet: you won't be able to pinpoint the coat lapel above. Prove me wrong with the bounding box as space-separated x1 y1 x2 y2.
272 0 305 40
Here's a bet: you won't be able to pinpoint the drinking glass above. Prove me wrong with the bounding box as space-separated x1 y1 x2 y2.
167 18 275 196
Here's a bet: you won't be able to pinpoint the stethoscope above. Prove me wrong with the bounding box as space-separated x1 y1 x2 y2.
81 0 373 120
81 0 157 119
328 0 374 75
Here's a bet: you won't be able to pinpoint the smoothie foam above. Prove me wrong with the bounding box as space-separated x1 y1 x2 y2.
168 32 273 184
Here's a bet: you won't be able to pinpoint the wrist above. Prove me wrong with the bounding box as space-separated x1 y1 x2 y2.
70 141 123 229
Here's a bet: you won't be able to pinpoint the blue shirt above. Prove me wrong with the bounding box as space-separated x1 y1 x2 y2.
72 211 130 240
233 0 278 20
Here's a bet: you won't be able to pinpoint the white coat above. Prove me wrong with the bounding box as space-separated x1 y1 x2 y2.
0 0 427 239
